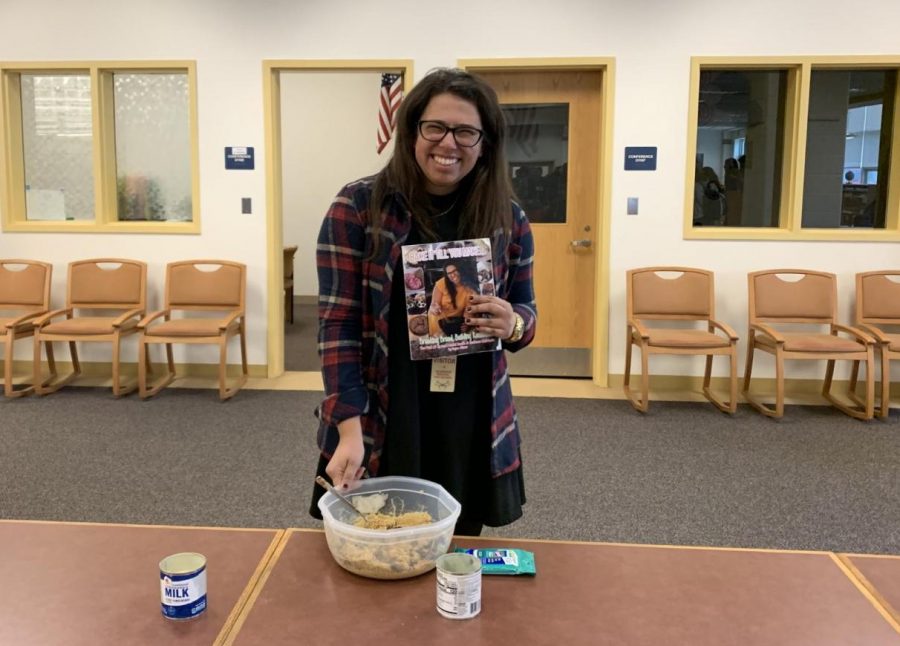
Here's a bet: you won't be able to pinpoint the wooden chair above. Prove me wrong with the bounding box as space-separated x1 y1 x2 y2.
853 270 900 418
1 260 52 397
743 269 874 420
33 259 146 397
284 245 298 324
138 260 247 401
624 267 739 413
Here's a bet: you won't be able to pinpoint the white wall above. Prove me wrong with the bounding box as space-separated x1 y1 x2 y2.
3 0 900 377
281 71 394 296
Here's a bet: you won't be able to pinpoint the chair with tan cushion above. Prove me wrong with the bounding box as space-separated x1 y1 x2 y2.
138 260 247 401
1 260 52 397
744 269 874 420
33 259 146 397
624 267 739 413
853 270 900 418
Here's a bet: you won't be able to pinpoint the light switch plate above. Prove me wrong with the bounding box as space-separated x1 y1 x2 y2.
627 197 638 215
241 198 252 214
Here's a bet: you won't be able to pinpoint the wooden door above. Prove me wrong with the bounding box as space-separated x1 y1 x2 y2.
476 69 603 377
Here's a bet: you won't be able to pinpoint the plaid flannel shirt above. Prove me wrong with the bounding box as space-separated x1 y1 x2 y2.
316 177 536 478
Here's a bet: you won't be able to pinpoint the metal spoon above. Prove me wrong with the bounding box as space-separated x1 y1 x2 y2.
315 476 368 523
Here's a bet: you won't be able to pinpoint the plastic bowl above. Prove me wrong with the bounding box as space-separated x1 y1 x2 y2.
317 476 461 580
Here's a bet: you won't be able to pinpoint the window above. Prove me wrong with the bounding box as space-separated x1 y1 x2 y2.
685 58 900 241
1 62 199 233
501 103 569 224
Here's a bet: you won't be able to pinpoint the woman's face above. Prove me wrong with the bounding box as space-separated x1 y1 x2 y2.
415 93 483 195
445 264 461 284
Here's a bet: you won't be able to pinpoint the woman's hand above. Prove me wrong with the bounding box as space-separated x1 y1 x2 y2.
325 416 366 489
464 295 517 339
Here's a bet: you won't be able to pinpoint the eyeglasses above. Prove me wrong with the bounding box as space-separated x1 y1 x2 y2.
418 120 484 147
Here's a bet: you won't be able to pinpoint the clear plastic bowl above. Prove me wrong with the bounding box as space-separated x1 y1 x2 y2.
317 475 461 580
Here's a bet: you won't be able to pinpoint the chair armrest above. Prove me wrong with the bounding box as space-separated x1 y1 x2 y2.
137 309 169 329
112 308 144 328
831 323 875 345
709 319 739 341
750 322 786 344
219 310 243 330
33 308 72 328
628 319 650 340
5 310 47 330
856 322 891 344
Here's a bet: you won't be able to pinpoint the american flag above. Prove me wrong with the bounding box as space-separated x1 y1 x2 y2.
377 73 403 154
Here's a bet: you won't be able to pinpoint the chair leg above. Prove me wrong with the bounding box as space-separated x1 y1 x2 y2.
34 338 78 395
702 349 738 414
111 332 138 397
774 351 785 418
847 360 864 410
218 331 247 401
239 320 248 376
139 341 175 400
824 356 873 421
743 339 782 418
880 350 890 419
3 332 34 398
623 331 648 413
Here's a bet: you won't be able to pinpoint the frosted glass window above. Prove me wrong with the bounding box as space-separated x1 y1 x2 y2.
114 73 192 221
21 74 95 221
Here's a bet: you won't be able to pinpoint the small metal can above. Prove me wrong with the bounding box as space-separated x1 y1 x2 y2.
435 552 482 619
159 552 207 621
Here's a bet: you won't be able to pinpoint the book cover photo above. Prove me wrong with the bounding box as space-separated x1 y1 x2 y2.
400 237 501 360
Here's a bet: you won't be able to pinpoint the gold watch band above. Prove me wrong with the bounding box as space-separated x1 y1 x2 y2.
507 313 525 343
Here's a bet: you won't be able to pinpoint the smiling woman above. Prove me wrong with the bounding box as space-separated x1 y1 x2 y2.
311 68 538 538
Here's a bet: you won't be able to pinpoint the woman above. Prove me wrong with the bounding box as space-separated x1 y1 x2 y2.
311 68 537 535
427 262 478 336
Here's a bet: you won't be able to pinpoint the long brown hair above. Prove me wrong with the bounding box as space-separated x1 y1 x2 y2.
369 68 513 254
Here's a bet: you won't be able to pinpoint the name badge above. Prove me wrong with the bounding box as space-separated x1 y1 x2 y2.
430 356 457 393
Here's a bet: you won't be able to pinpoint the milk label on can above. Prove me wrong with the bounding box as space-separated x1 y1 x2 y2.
160 553 208 620
436 553 481 619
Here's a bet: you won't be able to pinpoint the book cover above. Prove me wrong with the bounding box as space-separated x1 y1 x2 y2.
400 238 501 360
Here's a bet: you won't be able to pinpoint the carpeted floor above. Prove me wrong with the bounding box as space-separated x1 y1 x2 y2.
2 387 898 554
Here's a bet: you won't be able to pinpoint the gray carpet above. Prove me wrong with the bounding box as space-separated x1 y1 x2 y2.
1 387 898 554
283 303 318 372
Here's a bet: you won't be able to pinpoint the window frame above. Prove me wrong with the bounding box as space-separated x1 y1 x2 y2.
0 60 200 233
684 56 900 241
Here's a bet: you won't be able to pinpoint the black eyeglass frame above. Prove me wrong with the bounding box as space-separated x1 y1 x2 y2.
417 120 485 147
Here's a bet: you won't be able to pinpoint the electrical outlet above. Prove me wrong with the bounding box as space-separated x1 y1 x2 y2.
241 198 252 214
627 197 638 215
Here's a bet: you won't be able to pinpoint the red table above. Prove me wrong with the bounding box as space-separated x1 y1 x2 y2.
840 553 900 627
0 520 282 646
225 530 900 646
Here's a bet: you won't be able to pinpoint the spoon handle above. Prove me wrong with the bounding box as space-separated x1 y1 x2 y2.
315 476 366 521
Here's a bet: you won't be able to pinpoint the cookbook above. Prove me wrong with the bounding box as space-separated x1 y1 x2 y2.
400 238 501 360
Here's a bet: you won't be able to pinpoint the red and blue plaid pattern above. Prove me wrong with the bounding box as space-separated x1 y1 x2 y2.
315 177 536 478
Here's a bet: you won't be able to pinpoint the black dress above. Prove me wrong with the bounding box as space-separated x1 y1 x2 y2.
311 193 525 532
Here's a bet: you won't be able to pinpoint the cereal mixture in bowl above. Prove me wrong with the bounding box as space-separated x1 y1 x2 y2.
318 476 461 579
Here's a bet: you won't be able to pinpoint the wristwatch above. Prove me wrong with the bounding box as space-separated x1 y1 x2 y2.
506 313 525 343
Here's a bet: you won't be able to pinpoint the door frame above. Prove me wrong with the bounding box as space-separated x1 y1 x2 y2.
262 59 414 376
459 58 615 386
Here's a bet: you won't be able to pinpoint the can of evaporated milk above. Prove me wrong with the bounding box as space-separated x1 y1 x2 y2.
159 552 207 621
435 552 482 619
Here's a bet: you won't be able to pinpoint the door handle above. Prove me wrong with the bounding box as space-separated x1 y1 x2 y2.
570 239 593 248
